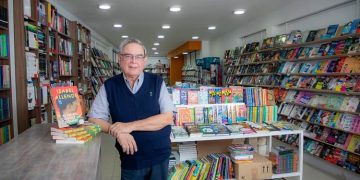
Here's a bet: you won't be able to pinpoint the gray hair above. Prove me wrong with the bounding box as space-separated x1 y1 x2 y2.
118 38 147 56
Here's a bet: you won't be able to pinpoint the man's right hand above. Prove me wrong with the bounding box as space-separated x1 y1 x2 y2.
116 133 138 155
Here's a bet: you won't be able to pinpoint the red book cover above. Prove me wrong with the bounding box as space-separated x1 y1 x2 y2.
50 86 84 128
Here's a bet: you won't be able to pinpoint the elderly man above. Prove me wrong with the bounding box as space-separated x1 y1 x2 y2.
88 38 174 180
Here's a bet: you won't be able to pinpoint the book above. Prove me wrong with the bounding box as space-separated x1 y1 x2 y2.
50 86 84 128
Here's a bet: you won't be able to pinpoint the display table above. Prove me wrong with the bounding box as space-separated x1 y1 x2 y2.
0 124 101 180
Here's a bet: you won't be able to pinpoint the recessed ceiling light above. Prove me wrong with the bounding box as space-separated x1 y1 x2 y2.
154 43 160 46
99 4 111 10
174 56 179 58
208 26 216 30
162 25 171 29
169 6 181 12
121 35 128 38
154 52 159 55
152 47 157 50
113 24 122 28
182 52 188 55
192 36 199 40
233 9 246 15
158 35 165 39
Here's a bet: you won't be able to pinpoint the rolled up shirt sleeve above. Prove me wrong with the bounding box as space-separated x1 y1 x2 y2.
87 85 110 121
159 81 175 113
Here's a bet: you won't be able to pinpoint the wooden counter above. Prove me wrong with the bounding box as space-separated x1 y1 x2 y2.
0 124 101 180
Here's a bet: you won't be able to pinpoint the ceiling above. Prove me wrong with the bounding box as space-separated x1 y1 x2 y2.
56 0 296 57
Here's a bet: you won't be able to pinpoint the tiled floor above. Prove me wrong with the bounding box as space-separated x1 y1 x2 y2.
100 134 342 180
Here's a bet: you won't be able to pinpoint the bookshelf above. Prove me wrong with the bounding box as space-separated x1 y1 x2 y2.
224 20 360 174
90 47 113 95
144 63 169 85
0 0 12 145
75 23 93 111
13 0 90 133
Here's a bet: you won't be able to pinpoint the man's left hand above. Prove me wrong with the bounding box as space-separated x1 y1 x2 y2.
109 122 134 137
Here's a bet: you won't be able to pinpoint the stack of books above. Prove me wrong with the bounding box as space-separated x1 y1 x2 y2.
228 144 255 161
178 142 197 162
269 146 298 174
51 122 101 144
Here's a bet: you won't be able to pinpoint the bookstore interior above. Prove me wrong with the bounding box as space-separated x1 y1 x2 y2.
0 0 359 179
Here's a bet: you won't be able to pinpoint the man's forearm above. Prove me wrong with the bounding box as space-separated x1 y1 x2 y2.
89 118 111 133
130 112 173 131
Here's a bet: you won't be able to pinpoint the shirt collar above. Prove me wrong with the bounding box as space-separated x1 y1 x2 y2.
122 72 144 84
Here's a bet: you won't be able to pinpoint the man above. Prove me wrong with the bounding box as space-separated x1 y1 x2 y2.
88 38 174 180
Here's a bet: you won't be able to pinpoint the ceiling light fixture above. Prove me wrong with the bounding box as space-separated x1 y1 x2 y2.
152 47 157 50
162 25 171 29
208 26 216 30
158 35 165 39
154 52 159 55
182 52 188 55
99 4 111 10
121 35 128 38
169 6 181 12
233 9 246 15
154 43 160 46
174 56 179 58
192 36 199 40
113 24 122 28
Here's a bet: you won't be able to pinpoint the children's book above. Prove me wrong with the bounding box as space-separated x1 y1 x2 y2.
50 86 84 128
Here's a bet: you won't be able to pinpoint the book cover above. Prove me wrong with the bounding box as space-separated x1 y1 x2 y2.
187 90 198 105
50 86 84 128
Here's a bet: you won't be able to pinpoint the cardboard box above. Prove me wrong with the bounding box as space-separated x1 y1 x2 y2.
233 153 272 180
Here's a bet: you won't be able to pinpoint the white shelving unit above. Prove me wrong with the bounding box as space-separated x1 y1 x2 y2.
171 102 304 180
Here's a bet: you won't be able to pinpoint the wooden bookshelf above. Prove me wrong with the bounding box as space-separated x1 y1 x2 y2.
13 0 88 133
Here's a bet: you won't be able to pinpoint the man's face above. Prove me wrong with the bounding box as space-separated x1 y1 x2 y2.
119 43 147 77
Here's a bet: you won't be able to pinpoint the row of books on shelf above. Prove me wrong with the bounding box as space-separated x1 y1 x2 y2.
90 56 112 69
91 47 110 60
77 25 90 44
0 6 8 28
229 56 359 76
0 34 9 57
25 23 38 49
50 122 101 144
58 38 73 56
59 58 72 76
238 38 359 65
304 138 360 173
280 56 359 74
240 18 359 53
0 97 10 121
168 153 234 180
0 125 11 145
176 104 247 126
281 90 360 113
37 30 46 51
303 123 360 154
171 86 275 106
46 4 71 36
0 65 9 89
171 120 301 139
281 75 359 93
269 146 298 174
279 104 360 134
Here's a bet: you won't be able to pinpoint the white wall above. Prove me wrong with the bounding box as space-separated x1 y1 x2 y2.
49 0 116 57
210 0 358 57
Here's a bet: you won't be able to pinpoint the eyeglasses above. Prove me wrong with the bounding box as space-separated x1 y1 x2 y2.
120 53 145 61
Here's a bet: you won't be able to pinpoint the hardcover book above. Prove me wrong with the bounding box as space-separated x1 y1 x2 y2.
50 86 84 128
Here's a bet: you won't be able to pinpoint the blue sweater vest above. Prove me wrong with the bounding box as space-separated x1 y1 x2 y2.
104 72 171 170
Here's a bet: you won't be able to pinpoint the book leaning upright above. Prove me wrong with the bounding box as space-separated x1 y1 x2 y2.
50 86 85 128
